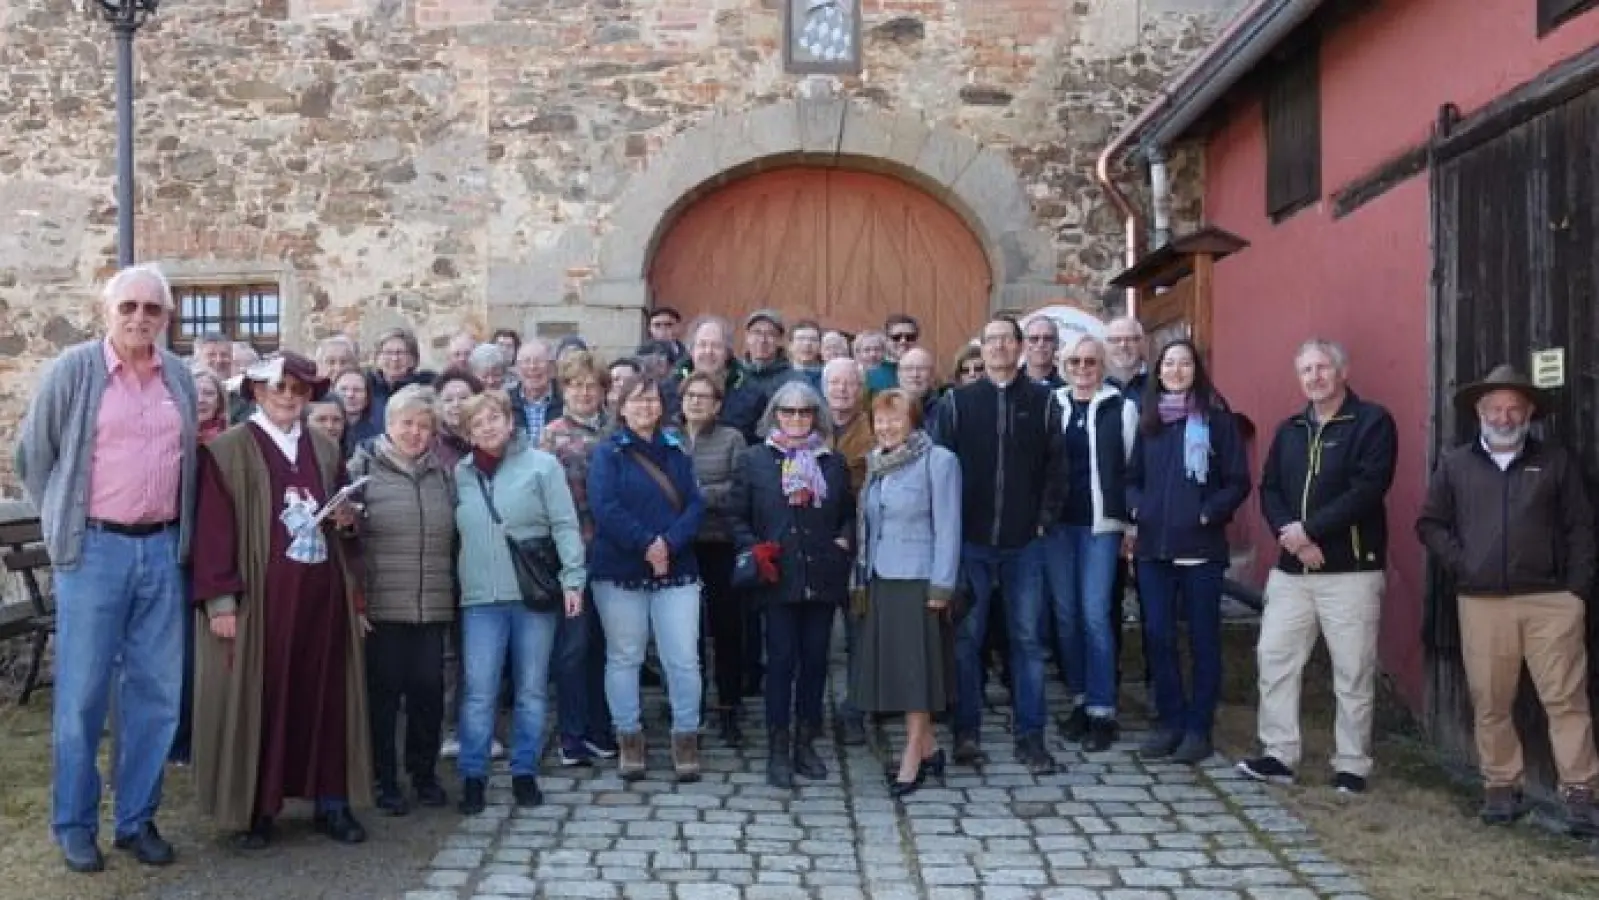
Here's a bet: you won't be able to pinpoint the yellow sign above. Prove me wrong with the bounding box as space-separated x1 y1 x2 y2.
1531 347 1565 389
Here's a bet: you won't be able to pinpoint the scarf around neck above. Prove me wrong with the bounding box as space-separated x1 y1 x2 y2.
1158 392 1211 485
865 429 931 481
766 429 829 506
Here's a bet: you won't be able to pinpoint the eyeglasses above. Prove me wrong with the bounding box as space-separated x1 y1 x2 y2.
683 391 719 402
1106 336 1142 345
1025 334 1057 344
980 333 1016 346
889 331 919 343
960 364 985 376
775 406 816 417
116 301 167 318
1064 357 1101 368
265 379 312 398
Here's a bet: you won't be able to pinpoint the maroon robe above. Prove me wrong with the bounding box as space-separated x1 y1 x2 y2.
193 424 354 815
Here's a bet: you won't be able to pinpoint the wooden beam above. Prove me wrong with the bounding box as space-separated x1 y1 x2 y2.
1434 42 1599 164
1193 252 1215 358
1331 141 1430 219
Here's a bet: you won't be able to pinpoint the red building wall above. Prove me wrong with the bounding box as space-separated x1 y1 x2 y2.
1200 0 1599 708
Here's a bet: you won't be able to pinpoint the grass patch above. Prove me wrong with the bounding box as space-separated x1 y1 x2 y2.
1204 624 1599 900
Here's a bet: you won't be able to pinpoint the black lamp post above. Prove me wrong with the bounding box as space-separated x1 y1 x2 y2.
98 0 159 268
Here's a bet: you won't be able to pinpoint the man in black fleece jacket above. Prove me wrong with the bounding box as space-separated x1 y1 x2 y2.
931 316 1066 775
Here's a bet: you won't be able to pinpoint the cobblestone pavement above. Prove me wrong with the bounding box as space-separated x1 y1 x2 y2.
405 660 1372 900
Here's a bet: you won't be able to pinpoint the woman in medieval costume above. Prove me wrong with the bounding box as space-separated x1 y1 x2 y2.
190 351 373 849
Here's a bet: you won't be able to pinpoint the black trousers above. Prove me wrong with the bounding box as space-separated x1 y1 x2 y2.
764 603 834 730
696 542 744 709
367 621 448 789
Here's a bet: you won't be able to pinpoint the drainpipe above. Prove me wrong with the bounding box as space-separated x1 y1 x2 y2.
1093 0 1298 320
1148 145 1172 248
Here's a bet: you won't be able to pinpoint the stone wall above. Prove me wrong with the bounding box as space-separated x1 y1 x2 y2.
0 0 1238 496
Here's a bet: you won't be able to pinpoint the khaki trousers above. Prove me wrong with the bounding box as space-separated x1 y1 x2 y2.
1255 569 1384 776
1458 591 1599 789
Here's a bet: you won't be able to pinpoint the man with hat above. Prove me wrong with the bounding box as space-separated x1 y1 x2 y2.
1417 364 1598 834
742 309 805 399
18 264 198 873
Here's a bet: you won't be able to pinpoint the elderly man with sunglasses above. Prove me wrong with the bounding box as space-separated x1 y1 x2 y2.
18 264 199 874
865 313 922 393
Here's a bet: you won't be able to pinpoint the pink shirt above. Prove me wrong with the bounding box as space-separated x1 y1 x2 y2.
87 339 183 524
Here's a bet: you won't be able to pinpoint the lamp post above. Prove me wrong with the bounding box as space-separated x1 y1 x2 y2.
98 0 159 268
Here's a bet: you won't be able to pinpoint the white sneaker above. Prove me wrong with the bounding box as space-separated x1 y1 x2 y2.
440 737 461 759
491 739 507 760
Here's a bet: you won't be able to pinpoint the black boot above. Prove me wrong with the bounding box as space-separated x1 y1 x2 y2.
458 777 487 816
793 724 828 780
767 728 795 789
717 707 744 747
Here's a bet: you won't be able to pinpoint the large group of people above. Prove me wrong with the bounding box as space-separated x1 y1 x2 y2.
16 263 1599 875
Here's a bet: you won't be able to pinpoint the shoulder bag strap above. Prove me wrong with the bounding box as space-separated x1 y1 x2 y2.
626 446 684 513
474 470 505 526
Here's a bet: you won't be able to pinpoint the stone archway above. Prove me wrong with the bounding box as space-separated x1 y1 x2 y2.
584 98 1059 323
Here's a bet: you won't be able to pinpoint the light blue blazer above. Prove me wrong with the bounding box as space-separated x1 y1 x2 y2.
859 444 962 591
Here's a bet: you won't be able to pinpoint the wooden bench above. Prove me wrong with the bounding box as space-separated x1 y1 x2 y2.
0 518 54 705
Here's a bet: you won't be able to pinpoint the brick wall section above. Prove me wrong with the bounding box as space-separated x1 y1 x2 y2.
0 0 1239 497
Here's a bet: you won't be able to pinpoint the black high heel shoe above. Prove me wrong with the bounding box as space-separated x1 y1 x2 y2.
921 748 947 779
890 767 927 799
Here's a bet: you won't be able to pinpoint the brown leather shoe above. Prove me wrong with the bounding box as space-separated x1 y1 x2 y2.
618 731 647 782
1479 784 1521 825
671 732 701 783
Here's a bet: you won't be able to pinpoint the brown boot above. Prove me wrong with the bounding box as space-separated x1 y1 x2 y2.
671 732 701 783
618 731 646 782
1563 784 1599 838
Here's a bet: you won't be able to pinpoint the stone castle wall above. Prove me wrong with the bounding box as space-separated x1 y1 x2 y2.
0 0 1239 496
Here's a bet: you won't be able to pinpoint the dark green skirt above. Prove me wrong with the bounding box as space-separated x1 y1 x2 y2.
850 578 951 713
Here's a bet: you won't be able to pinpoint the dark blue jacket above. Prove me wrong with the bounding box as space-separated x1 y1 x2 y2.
586 428 705 588
1127 406 1251 563
366 368 437 431
729 442 855 606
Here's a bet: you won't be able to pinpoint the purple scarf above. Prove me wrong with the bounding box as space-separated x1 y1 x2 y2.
765 430 829 506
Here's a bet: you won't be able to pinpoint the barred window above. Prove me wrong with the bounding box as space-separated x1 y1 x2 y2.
168 283 282 354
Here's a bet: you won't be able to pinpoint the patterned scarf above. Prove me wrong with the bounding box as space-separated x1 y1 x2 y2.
766 429 829 506
1158 392 1211 485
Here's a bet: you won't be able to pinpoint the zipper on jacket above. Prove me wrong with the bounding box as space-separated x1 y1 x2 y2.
1500 461 1511 593
991 387 1008 545
414 471 426 621
1350 526 1363 566
1298 413 1354 564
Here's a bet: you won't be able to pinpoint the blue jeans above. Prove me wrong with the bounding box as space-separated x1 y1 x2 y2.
554 598 608 743
593 581 701 735
1137 559 1226 736
954 539 1048 739
1042 526 1123 717
52 526 184 844
458 603 558 779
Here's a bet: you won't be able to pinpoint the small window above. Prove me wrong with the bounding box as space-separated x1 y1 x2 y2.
1539 0 1599 34
168 282 282 355
1263 44 1322 221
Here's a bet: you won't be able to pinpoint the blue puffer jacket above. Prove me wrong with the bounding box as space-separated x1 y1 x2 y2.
1126 405 1251 563
586 427 706 588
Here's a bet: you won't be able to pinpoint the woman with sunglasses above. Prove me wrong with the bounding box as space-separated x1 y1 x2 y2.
730 382 855 789
1043 334 1138 752
1127 339 1250 765
190 352 371 849
951 345 984 386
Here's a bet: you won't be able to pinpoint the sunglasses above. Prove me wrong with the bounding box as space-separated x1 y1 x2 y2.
960 364 985 376
1025 334 1057 344
265 379 313 398
889 332 919 343
775 406 816 417
116 301 167 318
1065 357 1101 368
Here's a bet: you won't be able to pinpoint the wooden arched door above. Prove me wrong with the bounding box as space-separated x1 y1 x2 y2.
648 167 992 368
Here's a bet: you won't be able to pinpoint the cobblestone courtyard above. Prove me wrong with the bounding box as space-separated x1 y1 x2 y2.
404 660 1371 900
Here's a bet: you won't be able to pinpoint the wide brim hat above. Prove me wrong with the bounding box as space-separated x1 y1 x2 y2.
1453 363 1550 420
240 351 331 403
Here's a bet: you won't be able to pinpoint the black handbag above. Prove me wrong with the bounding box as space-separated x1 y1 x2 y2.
474 471 562 613
731 549 762 590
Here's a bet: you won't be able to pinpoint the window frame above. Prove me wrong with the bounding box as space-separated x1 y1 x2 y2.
1538 0 1599 35
167 281 284 356
782 0 863 76
1262 42 1323 223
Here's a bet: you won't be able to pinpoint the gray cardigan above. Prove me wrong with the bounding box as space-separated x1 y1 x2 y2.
16 340 199 570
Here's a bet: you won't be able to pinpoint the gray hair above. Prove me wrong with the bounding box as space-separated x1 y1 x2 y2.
1294 338 1348 373
232 343 260 367
1105 315 1145 337
1065 332 1107 360
821 356 863 386
853 329 886 352
468 342 508 375
102 263 173 313
1025 316 1060 339
757 380 833 442
386 384 438 425
686 314 735 354
194 331 231 350
374 326 420 361
317 334 360 356
516 336 552 363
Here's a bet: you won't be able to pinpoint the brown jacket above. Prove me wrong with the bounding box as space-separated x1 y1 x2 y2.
833 407 873 497
192 428 373 830
1416 437 1595 597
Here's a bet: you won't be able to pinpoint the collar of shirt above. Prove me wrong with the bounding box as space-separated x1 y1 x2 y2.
251 408 303 465
103 338 164 376
1479 435 1523 470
